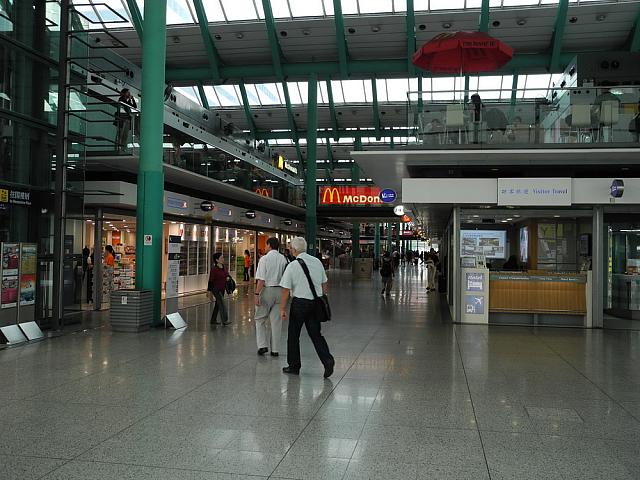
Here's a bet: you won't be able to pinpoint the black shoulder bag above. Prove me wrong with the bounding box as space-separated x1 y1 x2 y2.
297 258 331 322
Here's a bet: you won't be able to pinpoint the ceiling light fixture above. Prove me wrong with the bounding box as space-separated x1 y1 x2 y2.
596 14 606 21
235 32 244 39
516 18 526 26
442 22 452 29
371 25 381 32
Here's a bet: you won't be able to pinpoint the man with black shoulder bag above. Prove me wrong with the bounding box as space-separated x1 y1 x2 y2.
279 236 335 378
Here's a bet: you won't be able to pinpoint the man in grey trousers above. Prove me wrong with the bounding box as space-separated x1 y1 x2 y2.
254 237 289 356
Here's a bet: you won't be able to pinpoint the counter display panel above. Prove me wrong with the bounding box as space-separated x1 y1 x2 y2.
461 230 506 259
489 272 587 315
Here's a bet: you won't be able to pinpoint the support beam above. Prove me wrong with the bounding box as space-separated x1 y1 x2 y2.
125 0 143 41
136 0 167 326
326 80 339 141
509 74 519 120
630 8 640 52
305 74 318 254
406 0 416 76
352 224 360 259
262 0 284 80
549 0 570 72
238 81 257 137
166 54 575 82
281 82 302 162
479 0 490 33
197 82 209 110
192 0 221 82
333 0 349 77
371 78 381 140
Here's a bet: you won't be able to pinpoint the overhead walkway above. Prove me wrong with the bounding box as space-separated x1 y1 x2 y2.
1 267 638 479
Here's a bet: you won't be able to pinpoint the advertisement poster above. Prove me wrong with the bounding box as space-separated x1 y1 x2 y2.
2 243 20 276
466 273 485 292
19 274 35 306
20 244 36 275
464 295 485 315
460 230 506 259
1 276 18 308
166 235 181 300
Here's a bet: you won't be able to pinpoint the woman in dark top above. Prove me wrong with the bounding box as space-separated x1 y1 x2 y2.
208 252 231 325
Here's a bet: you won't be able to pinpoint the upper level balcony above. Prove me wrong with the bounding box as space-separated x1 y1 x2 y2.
408 85 640 150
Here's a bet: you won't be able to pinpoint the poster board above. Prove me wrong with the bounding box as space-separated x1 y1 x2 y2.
460 268 489 325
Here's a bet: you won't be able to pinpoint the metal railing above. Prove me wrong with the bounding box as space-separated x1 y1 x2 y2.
408 86 640 148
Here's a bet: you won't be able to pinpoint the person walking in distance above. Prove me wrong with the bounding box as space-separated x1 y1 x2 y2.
243 249 251 282
380 252 394 296
254 237 288 357
115 88 137 152
208 253 231 325
280 237 335 378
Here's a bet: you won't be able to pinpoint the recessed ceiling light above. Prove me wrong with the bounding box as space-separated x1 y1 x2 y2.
371 25 381 33
516 18 527 26
442 22 452 29
554 215 561 218
507 218 513 221
569 16 578 23
473 215 480 218
596 14 606 22
235 32 244 39
514 215 521 218
501 220 508 223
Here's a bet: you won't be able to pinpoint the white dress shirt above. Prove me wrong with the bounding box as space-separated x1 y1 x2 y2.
255 249 288 287
280 252 328 299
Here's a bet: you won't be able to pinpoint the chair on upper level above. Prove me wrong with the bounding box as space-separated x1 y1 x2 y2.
569 104 593 143
445 104 466 144
598 100 619 142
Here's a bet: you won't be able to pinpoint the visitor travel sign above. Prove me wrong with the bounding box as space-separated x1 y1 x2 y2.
319 186 383 206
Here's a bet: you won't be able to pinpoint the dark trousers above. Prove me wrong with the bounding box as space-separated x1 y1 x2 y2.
287 298 333 369
210 288 228 324
244 266 250 281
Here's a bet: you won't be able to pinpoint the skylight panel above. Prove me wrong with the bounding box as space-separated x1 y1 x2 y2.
466 0 482 6
93 0 131 26
270 0 291 18
214 85 241 106
503 0 539 5
188 0 226 21
202 86 221 107
337 0 359 14
394 0 408 12
286 82 303 104
242 84 262 105
176 86 201 105
342 80 366 103
289 0 324 17
220 0 259 21
166 0 195 24
255 83 281 105
375 79 388 102
477 75 503 100
430 0 465 10
297 82 309 104
386 79 410 101
74 4 101 24
415 0 429 10
358 0 394 14
319 82 329 104
330 81 345 103
364 81 373 102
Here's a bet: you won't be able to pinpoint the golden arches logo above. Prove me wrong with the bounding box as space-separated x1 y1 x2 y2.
321 187 341 204
254 188 271 198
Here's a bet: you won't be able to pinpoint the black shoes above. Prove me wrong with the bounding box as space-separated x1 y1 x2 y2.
324 359 335 378
282 366 300 375
270 352 279 357
258 347 268 356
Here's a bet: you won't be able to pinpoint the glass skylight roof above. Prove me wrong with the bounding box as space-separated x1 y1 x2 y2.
72 0 604 30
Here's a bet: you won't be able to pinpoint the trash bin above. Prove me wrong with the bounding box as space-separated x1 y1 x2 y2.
352 258 373 279
109 289 153 332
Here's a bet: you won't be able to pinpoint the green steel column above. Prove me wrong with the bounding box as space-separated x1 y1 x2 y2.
387 223 393 252
352 223 360 259
374 223 381 259
136 0 167 325
305 75 318 254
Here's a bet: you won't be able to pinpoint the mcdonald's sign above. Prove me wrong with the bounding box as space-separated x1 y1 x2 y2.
254 187 273 198
319 186 382 206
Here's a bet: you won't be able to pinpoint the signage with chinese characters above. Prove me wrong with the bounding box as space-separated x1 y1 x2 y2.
319 186 383 206
0 188 31 206
497 178 571 206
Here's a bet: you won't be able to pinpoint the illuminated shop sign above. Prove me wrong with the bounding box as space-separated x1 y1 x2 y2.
167 197 188 209
319 186 382 206
0 188 32 206
254 188 273 198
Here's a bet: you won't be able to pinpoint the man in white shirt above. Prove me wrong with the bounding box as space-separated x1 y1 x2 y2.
280 236 335 378
254 237 289 356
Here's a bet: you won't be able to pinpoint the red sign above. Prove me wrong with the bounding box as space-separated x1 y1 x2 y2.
319 186 382 206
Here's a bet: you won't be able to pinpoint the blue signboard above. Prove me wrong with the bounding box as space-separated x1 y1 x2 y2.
379 189 397 203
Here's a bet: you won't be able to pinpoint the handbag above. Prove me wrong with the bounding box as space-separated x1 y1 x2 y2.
297 258 331 322
225 276 236 294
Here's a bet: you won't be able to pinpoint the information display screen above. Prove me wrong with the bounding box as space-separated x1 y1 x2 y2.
519 227 529 264
461 230 507 259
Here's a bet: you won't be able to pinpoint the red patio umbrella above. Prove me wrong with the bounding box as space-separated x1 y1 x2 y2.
412 31 514 74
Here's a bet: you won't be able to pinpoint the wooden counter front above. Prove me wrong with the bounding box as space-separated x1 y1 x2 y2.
489 272 587 315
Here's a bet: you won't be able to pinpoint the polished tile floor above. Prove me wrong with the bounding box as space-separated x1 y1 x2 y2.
1 266 639 479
